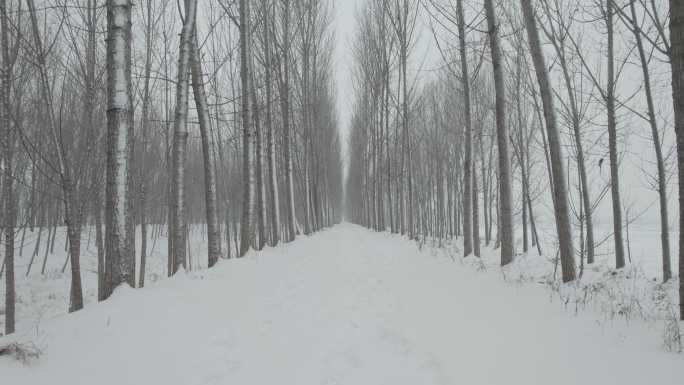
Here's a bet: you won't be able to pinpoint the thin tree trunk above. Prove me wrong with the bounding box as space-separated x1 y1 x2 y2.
281 0 296 242
27 0 85 308
239 0 255 256
479 130 490 246
629 0 670 281
526 179 542 255
457 0 473 257
302 38 313 235
545 26 595 264
95 185 105 300
472 158 481 257
606 0 626 269
264 3 280 246
252 66 267 249
1 0 15 334
514 51 528 254
190 30 221 267
41 215 53 275
138 0 153 287
484 0 514 264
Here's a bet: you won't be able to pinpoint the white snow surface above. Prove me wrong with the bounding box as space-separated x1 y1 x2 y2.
1 223 682 384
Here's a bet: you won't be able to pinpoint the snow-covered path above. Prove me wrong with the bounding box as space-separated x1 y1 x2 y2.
2 223 681 384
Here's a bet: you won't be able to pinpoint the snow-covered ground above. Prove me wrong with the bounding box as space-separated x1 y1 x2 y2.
1 223 681 384
0 225 212 334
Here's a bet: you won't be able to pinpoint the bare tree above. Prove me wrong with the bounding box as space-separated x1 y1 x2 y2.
539 0 595 265
456 0 475 257
484 0 514 264
264 0 281 246
169 0 197 272
138 0 155 288
280 0 297 243
239 0 255 256
622 0 671 281
520 0 576 282
27 0 85 309
191 27 222 267
605 0 626 269
1 0 14 334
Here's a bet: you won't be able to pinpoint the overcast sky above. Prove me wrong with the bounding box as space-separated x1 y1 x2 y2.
332 0 365 158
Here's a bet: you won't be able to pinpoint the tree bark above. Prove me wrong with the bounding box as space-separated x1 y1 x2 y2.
169 0 197 271
105 0 133 297
606 0 626 269
484 0 514 264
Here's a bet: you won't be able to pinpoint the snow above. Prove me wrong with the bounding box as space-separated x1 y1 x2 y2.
1 223 682 384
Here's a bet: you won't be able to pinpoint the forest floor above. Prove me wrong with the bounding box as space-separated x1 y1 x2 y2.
1 223 682 384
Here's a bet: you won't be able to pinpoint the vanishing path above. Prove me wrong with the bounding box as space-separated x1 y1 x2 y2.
2 224 681 384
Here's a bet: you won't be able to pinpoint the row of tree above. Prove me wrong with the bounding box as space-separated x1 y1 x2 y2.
346 0 684 320
1 0 343 335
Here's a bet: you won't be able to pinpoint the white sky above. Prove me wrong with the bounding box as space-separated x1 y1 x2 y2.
332 0 365 161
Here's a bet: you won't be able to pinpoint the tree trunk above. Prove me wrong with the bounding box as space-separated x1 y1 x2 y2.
138 0 152 287
479 131 490 246
457 0 473 257
668 0 684 320
239 0 255 256
606 0 626 269
1 0 14 333
484 0 514 264
66 218 84 312
170 0 197 271
630 0 670 281
190 31 221 267
104 0 133 296
520 0 575 282
95 185 105 301
547 27 595 264
252 67 267 249
264 3 280 246
514 51 528 254
27 0 86 306
472 159 481 257
282 0 296 242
